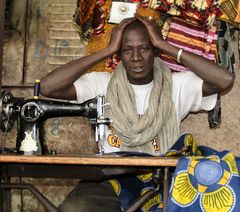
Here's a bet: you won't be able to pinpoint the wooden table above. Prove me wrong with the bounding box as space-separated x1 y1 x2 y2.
0 154 179 166
0 154 179 212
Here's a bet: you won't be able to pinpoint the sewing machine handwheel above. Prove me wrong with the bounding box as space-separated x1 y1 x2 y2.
0 90 16 132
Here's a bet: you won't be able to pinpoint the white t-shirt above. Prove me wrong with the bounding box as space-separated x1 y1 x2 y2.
131 81 153 115
74 71 217 154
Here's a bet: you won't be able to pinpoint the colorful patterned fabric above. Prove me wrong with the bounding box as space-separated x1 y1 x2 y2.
160 17 218 72
149 0 223 28
73 0 153 44
167 151 240 211
73 0 108 44
110 133 240 211
109 133 201 212
181 0 222 28
165 133 201 157
219 0 240 26
109 172 163 211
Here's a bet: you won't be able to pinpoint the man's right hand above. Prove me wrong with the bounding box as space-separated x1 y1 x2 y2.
108 17 136 54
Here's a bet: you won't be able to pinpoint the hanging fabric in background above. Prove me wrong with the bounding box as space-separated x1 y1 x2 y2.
149 0 223 29
73 0 108 45
208 20 239 128
219 0 240 27
160 17 218 72
217 20 238 74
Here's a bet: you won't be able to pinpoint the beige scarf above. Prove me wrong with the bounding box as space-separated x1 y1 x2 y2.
106 58 179 155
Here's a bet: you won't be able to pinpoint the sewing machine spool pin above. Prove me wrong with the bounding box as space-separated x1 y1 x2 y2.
91 94 112 154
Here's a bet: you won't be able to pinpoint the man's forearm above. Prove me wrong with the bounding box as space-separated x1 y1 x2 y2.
40 47 114 97
157 41 234 95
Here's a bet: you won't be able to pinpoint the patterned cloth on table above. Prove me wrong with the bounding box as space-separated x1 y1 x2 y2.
109 133 240 211
160 17 218 72
108 132 201 212
167 148 240 212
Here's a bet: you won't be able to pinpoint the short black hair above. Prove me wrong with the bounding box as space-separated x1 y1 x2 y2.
123 20 147 35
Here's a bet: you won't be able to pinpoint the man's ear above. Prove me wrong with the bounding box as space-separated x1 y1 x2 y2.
116 51 121 60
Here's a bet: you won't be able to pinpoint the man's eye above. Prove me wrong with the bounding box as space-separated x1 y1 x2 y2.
140 47 149 52
123 49 131 54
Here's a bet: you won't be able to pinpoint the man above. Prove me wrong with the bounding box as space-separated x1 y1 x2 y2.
40 16 234 211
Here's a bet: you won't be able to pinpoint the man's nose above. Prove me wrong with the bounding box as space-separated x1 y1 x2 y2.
131 49 142 61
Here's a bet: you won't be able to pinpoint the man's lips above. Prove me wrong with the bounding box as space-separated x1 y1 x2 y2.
131 66 144 73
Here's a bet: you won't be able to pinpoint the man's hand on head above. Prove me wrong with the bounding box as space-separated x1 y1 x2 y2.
135 15 164 49
108 17 136 55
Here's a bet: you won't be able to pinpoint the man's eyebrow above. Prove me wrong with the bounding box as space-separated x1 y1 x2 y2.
123 43 150 47
121 45 131 48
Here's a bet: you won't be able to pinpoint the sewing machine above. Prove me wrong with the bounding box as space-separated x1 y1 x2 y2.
0 89 175 212
0 90 111 155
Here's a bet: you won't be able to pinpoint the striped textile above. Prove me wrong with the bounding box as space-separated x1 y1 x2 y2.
160 17 218 72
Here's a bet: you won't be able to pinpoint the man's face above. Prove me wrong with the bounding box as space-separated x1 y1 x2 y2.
120 26 155 85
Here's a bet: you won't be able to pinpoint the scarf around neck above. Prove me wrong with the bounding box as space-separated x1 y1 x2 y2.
106 57 179 155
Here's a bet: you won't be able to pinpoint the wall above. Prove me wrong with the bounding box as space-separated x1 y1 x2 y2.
1 0 240 211
1 0 96 152
1 0 96 211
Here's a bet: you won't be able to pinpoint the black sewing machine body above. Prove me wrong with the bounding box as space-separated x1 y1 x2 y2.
0 90 110 155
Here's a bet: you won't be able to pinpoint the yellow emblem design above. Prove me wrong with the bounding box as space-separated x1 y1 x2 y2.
201 186 234 212
172 172 198 205
170 156 237 211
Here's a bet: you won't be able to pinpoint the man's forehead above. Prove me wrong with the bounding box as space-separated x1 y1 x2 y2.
122 39 150 47
124 22 147 34
122 27 150 44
